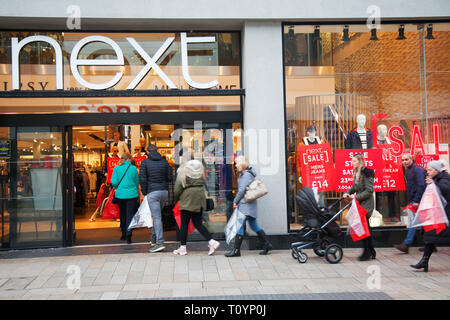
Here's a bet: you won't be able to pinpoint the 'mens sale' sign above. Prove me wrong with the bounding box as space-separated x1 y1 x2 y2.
297 143 336 192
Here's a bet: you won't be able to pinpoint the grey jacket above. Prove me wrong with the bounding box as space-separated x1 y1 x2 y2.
234 167 258 218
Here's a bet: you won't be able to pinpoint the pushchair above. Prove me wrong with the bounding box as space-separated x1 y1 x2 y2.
291 187 351 264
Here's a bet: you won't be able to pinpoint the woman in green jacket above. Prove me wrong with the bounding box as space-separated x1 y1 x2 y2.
173 159 220 256
343 153 376 261
111 152 139 244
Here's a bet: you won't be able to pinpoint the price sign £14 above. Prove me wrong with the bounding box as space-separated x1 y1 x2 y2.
334 149 383 193
297 143 336 192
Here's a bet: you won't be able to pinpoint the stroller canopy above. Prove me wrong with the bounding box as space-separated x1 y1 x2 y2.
296 187 322 218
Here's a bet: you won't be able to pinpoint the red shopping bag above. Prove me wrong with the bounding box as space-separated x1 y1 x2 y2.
173 201 195 234
101 189 120 219
345 198 370 242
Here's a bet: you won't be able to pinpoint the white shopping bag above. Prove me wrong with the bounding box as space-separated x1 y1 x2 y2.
225 208 246 245
128 195 153 231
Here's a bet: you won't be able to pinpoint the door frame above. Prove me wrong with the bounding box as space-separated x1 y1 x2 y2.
4 111 241 247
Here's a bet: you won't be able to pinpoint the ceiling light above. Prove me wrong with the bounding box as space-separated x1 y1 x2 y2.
370 28 379 41
426 24 435 40
342 25 350 42
396 25 406 40
288 26 295 41
313 26 321 40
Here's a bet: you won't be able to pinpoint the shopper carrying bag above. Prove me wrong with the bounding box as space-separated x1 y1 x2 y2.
111 153 139 244
225 156 273 257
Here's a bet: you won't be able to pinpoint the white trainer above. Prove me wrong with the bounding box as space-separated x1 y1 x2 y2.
208 240 220 256
173 246 187 256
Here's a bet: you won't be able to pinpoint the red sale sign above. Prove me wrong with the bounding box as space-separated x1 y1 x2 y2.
334 149 383 193
106 157 120 183
415 154 439 169
378 145 406 191
107 156 148 183
297 143 336 192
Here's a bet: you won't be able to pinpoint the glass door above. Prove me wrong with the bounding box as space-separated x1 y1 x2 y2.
0 126 64 248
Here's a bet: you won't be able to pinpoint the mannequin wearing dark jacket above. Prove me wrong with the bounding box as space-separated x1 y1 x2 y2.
411 165 450 272
345 128 373 149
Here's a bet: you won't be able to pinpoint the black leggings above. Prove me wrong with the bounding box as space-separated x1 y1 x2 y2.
180 210 212 245
424 243 435 257
117 197 138 237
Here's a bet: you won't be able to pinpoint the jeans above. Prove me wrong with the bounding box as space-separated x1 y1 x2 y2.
147 190 168 244
117 197 138 237
404 227 416 246
179 209 212 245
237 215 263 236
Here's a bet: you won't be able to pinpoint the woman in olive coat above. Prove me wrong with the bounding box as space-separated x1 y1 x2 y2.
173 159 220 256
343 153 376 261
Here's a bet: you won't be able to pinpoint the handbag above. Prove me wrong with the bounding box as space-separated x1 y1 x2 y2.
244 171 268 202
204 185 215 212
111 163 131 204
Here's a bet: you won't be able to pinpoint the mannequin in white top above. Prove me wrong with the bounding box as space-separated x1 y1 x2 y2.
110 131 130 158
345 114 373 149
377 124 391 145
302 125 322 145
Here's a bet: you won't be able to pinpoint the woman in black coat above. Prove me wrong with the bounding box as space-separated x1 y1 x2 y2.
411 161 450 272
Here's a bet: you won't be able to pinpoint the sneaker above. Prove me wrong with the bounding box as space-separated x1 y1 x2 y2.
173 246 187 256
149 243 165 253
208 240 220 256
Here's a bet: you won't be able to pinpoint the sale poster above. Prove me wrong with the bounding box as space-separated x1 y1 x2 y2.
334 149 383 193
378 145 406 191
107 156 148 183
415 154 439 169
297 143 336 192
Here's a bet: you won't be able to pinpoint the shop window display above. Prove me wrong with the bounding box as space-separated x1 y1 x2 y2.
284 23 450 230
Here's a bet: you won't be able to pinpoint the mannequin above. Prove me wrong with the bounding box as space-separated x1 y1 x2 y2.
345 114 373 149
302 125 322 146
377 124 391 145
110 131 130 158
376 124 398 222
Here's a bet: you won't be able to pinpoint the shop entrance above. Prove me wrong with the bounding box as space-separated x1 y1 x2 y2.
69 122 240 246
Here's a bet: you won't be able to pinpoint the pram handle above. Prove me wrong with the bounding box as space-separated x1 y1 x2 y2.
326 197 346 211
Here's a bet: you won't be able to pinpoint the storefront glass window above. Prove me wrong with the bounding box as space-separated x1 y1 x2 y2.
283 23 450 230
0 126 63 248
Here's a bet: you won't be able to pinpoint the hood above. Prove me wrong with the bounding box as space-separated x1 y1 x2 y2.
245 167 257 177
148 151 163 161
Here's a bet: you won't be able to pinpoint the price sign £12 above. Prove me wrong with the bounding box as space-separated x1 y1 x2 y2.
297 143 336 192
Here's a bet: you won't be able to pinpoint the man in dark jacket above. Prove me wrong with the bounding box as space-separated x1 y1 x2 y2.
394 153 426 253
139 144 173 253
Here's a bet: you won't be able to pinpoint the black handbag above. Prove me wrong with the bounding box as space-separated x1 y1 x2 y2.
111 163 131 204
205 198 215 211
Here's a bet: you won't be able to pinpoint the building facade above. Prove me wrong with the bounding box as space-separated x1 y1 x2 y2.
0 0 449 249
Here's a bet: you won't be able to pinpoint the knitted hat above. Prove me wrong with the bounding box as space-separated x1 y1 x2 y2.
184 160 204 179
427 160 445 172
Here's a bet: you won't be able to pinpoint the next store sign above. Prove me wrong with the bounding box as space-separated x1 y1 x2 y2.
11 33 219 91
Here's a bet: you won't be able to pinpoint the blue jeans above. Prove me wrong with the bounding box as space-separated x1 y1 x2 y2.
147 190 168 244
237 215 263 236
404 228 416 246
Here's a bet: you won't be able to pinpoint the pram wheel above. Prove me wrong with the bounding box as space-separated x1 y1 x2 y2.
324 244 343 264
313 239 330 257
291 248 299 260
297 251 308 264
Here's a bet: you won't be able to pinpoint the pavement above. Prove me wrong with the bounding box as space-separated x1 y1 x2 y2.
0 242 449 301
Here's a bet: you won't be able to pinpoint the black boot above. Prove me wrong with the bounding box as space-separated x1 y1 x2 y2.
410 254 430 272
411 244 434 272
358 238 372 261
126 235 132 244
225 235 243 257
257 230 273 255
